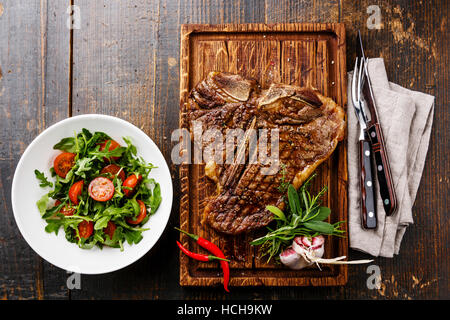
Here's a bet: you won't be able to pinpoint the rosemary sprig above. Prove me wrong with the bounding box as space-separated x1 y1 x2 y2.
277 163 289 193
250 173 346 262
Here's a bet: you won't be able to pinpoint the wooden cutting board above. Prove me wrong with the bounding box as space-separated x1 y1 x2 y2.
179 23 348 287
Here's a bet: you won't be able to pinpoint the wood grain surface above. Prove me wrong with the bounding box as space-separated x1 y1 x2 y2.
0 0 448 299
179 23 348 287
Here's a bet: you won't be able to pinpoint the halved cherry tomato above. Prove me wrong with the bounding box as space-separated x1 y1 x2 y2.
69 180 84 205
54 200 75 216
122 174 142 197
126 200 147 225
78 220 94 239
103 221 116 240
88 177 115 202
99 139 121 161
53 152 76 178
100 164 126 182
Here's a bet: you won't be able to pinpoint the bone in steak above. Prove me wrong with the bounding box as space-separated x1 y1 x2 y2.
187 72 345 235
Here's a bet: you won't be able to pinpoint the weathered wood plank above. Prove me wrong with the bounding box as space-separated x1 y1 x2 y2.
180 0 265 24
40 0 73 300
264 0 340 24
342 0 449 300
0 0 70 299
69 0 187 300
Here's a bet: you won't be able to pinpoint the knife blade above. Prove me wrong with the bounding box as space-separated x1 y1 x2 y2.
356 30 398 216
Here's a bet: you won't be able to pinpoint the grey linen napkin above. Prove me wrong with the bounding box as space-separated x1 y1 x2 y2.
347 58 435 257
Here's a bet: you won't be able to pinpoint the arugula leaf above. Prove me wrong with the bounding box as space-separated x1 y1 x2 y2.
148 182 162 214
45 216 83 235
74 157 94 179
57 168 74 184
78 241 97 250
81 128 93 141
130 198 140 216
94 215 111 230
36 194 50 215
45 220 62 235
88 143 126 161
123 229 143 245
53 137 76 152
34 170 53 188
103 226 124 250
93 201 105 212
123 136 137 156
89 132 111 146
42 202 63 219
101 206 129 217
115 219 149 232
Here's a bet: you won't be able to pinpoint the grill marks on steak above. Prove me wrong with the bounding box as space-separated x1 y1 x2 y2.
187 72 345 235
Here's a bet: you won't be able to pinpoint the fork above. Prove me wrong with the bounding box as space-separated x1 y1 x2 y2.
351 57 377 229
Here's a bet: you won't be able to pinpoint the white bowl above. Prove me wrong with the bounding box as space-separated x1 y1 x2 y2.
11 114 173 274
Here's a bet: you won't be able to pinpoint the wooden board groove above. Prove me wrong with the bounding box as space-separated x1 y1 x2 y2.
179 23 348 287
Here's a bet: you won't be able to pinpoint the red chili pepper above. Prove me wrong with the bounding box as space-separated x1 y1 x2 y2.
175 227 230 292
176 241 230 262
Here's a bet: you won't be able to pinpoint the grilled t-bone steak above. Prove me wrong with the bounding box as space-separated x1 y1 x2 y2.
187 72 345 235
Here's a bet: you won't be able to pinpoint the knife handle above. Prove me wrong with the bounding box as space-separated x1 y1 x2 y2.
359 138 377 229
367 123 398 216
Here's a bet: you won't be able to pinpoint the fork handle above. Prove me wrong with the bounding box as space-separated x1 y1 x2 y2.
359 137 377 229
367 123 397 216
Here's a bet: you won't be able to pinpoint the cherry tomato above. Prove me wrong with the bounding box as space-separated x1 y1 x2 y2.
103 221 116 240
69 180 84 205
88 177 115 202
78 220 94 239
126 200 147 225
53 152 76 178
99 139 121 161
54 200 75 216
122 174 142 197
100 164 126 182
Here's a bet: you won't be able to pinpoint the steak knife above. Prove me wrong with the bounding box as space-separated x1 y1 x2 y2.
356 31 398 216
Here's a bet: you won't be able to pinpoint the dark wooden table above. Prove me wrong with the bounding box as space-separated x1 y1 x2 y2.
0 0 448 300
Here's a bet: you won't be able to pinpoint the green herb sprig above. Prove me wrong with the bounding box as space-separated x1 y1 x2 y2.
34 170 53 188
250 174 345 262
276 163 289 193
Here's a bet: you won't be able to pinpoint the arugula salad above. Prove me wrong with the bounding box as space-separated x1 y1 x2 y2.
35 128 162 250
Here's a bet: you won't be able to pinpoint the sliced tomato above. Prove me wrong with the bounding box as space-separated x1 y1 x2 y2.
53 152 76 178
78 220 94 239
54 200 75 216
100 164 126 182
103 221 116 240
69 180 84 205
99 139 121 161
126 200 147 225
88 177 115 202
122 174 142 197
